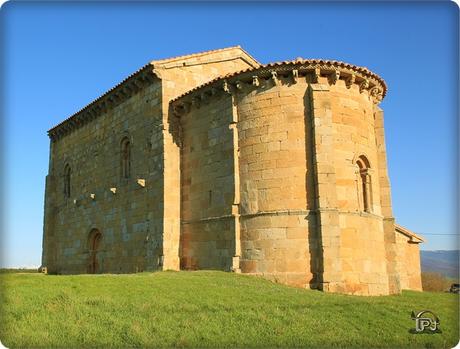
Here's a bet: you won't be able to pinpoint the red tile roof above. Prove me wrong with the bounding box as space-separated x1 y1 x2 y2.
48 46 260 137
395 224 425 243
171 58 387 103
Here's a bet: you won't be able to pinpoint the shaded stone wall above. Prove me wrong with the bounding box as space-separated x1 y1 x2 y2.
43 82 164 274
158 49 258 270
43 47 259 274
180 96 236 270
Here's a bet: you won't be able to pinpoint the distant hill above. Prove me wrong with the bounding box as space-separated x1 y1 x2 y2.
421 250 459 279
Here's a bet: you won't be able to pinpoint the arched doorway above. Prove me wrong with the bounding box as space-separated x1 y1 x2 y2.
88 229 102 274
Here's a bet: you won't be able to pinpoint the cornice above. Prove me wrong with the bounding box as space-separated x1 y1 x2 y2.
47 66 158 142
171 59 387 116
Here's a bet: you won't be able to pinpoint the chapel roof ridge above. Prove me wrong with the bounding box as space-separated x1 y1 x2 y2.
47 46 259 138
150 45 260 67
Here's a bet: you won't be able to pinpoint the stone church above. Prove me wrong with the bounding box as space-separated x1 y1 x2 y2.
42 46 424 295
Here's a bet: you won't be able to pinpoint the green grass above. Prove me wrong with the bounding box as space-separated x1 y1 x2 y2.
0 271 458 348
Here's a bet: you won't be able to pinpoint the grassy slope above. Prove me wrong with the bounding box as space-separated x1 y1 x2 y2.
0 271 458 348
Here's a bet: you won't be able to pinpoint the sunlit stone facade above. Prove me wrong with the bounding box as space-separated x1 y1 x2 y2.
42 47 423 295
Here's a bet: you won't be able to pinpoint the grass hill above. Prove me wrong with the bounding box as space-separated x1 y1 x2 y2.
421 250 459 279
0 271 458 348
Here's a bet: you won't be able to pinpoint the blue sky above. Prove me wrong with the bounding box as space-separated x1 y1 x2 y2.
1 2 458 267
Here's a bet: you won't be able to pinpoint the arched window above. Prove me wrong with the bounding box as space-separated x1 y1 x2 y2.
64 164 71 198
120 137 131 179
356 155 372 213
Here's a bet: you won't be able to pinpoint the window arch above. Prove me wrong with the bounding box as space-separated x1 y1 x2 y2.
64 164 71 198
120 137 131 179
356 155 372 213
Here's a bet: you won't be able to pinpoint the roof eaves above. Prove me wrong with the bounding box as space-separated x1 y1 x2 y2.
170 58 387 104
150 45 260 68
395 223 425 243
47 62 158 136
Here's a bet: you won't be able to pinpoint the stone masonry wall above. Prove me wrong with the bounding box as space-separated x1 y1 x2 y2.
172 64 398 295
43 81 164 274
236 78 316 288
157 47 258 270
180 96 236 270
43 47 259 274
396 233 423 291
327 78 390 295
44 49 423 296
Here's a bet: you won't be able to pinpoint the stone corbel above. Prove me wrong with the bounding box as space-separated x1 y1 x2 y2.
68 119 77 129
192 96 201 109
223 80 233 94
130 80 142 92
105 96 115 108
135 77 146 88
292 69 299 84
73 116 82 126
369 87 383 103
89 108 98 119
329 70 340 85
118 89 129 99
210 87 219 96
271 71 279 85
173 102 190 117
359 79 369 93
235 80 244 90
313 66 321 83
99 101 108 113
252 76 260 87
201 91 211 104
112 93 122 103
124 85 134 95
143 71 156 83
346 74 356 89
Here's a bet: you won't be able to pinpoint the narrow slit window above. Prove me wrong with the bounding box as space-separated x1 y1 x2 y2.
64 164 71 198
121 137 131 179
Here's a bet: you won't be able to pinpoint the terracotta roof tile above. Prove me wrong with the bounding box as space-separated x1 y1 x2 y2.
151 45 260 67
48 46 260 135
395 223 425 243
171 58 387 103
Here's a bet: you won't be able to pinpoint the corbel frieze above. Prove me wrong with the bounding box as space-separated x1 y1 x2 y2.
313 66 321 83
359 79 369 93
172 101 190 117
329 70 340 85
201 91 211 104
192 96 201 109
292 69 299 84
346 74 356 89
369 86 383 103
48 68 157 142
235 80 244 90
223 80 234 94
271 71 279 85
